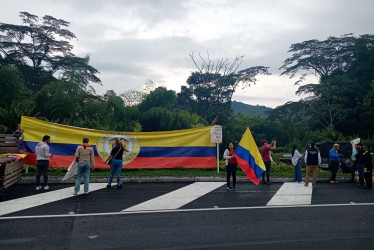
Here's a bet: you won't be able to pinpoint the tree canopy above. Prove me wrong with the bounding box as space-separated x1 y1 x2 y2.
0 12 101 93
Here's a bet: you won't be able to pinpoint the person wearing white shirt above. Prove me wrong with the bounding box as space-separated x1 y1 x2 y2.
291 145 303 183
35 135 53 190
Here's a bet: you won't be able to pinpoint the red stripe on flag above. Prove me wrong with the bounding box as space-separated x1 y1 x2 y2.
23 153 216 169
234 155 260 185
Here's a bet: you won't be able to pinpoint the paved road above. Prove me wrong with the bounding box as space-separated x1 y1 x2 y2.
1 182 374 249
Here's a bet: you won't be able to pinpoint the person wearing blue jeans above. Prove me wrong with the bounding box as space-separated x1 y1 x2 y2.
73 137 95 195
109 159 123 187
74 160 91 194
105 138 129 189
291 145 303 183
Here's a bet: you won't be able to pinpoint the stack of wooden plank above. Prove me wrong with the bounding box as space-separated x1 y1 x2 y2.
0 134 22 189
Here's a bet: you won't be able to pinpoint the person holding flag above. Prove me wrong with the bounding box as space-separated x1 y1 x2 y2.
234 127 266 186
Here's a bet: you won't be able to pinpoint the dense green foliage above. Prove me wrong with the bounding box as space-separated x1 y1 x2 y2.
1 13 373 153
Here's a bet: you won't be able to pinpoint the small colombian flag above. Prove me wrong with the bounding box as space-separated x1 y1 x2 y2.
234 127 266 185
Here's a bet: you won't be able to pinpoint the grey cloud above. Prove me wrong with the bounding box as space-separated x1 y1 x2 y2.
2 0 374 108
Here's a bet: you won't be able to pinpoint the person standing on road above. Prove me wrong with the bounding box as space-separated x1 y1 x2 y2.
355 143 366 187
355 143 365 187
35 135 53 191
304 142 321 188
351 144 358 183
223 142 238 191
260 139 276 184
104 138 129 189
73 137 95 195
329 144 341 184
362 145 372 190
291 145 303 183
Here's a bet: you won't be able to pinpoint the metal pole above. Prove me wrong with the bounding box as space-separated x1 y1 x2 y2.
217 143 219 173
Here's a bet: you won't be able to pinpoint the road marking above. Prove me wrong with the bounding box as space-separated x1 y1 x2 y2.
266 183 312 206
0 183 111 216
2 202 374 220
122 182 226 212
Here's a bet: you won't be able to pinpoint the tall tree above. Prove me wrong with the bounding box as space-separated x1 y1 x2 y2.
178 52 269 124
279 34 358 84
0 12 101 93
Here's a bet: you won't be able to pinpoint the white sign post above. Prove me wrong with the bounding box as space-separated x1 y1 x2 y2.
211 125 222 173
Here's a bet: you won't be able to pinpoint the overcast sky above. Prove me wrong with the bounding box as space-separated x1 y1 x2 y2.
2 0 374 108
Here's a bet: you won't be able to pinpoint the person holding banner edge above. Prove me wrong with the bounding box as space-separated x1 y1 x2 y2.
223 142 237 191
105 138 129 189
73 137 95 195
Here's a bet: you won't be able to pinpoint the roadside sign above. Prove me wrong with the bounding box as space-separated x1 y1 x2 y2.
210 125 222 143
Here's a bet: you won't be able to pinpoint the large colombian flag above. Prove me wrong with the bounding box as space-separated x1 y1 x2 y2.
20 116 216 169
234 127 266 185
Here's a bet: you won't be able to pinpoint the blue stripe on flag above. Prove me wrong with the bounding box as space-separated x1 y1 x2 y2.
21 141 216 157
235 145 264 178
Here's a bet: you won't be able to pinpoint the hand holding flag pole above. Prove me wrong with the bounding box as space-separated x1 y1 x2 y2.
234 127 266 185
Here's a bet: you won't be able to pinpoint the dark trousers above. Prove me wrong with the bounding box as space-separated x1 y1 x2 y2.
351 162 357 181
365 167 372 189
36 160 49 186
261 161 271 182
357 163 365 185
330 160 339 181
226 163 237 188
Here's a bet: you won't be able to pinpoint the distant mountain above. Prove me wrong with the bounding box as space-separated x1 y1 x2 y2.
231 101 272 117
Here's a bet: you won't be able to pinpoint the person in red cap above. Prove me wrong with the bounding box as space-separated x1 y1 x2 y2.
260 139 276 184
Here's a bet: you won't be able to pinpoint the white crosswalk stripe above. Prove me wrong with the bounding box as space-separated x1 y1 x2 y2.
123 182 226 212
266 182 312 206
0 183 111 216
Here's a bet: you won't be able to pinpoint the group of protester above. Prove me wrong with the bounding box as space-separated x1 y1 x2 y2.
34 135 128 195
224 140 373 190
31 128 372 193
224 139 276 190
351 143 373 189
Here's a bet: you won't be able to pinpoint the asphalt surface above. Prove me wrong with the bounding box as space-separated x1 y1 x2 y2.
1 182 374 249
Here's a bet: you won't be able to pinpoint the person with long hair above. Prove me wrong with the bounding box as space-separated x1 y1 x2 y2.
105 138 129 189
73 137 95 195
223 142 238 191
291 145 303 183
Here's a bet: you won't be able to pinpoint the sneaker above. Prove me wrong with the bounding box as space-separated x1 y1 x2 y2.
117 185 122 189
334 181 340 184
106 184 111 189
73 191 77 195
227 187 232 190
44 185 49 190
84 191 89 194
330 180 335 184
36 186 42 190
232 187 236 191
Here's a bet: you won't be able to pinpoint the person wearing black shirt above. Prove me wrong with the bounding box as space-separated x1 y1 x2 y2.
104 138 129 189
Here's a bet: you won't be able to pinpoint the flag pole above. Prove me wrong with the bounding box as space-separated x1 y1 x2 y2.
217 143 219 173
